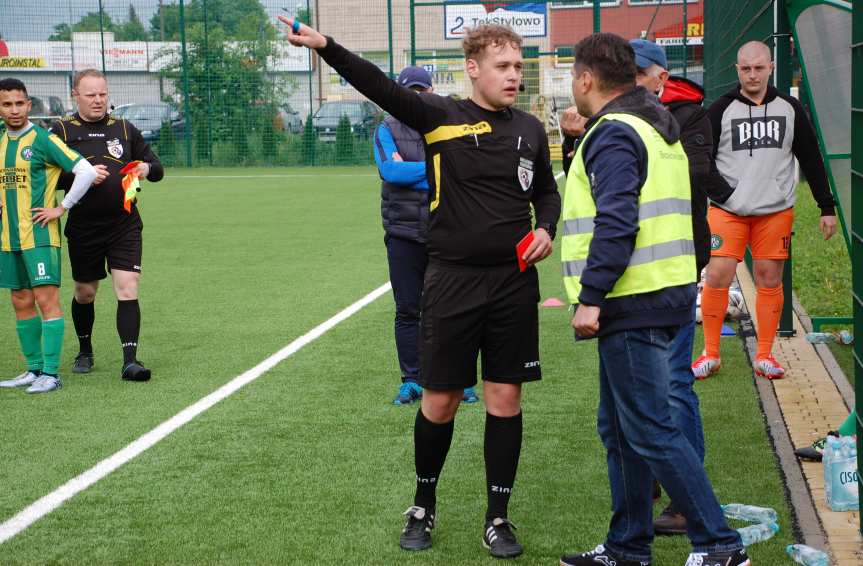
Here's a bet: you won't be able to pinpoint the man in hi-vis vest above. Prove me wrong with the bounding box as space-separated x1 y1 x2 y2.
559 34 748 566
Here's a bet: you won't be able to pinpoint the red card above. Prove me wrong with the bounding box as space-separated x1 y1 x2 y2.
516 231 535 272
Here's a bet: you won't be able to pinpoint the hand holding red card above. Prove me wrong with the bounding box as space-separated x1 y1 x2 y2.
516 231 535 272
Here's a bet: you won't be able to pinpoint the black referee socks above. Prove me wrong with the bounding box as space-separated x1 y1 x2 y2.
485 411 523 521
413 409 455 511
117 299 141 365
71 298 95 354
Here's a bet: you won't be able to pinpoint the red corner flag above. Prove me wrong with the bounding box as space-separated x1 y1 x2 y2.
119 161 143 214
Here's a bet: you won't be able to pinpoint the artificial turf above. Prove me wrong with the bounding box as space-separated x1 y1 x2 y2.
0 167 797 564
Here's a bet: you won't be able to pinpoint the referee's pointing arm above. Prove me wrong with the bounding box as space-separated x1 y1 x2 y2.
278 17 444 134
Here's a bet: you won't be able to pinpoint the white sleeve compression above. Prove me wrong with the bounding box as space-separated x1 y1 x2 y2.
61 159 98 210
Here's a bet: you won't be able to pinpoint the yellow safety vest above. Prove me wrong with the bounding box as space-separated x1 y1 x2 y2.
561 112 695 303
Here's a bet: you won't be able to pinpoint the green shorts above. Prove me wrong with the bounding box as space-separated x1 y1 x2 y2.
0 247 62 289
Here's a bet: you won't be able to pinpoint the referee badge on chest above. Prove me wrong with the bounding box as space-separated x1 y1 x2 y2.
107 138 124 159
517 157 534 192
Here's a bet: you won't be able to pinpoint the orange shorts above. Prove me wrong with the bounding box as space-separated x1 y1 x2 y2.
708 206 794 261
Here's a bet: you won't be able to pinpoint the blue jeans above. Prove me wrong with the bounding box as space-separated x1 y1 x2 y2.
597 326 742 562
385 236 427 383
668 315 705 463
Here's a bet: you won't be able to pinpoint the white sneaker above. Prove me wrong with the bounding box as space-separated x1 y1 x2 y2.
0 371 40 388
753 356 786 380
691 355 721 380
25 374 62 394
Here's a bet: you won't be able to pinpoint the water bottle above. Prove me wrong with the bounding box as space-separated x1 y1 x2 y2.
805 331 853 345
737 522 779 546
721 503 779 524
805 332 836 344
786 544 830 566
824 436 859 511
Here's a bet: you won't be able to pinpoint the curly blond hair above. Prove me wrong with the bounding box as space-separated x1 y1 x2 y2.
462 25 523 61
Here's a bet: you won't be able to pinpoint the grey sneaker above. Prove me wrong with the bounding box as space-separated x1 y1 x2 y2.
399 506 434 551
25 374 62 394
72 353 94 374
0 371 40 388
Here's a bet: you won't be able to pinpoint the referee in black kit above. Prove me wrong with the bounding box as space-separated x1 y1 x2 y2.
281 18 560 559
52 69 164 382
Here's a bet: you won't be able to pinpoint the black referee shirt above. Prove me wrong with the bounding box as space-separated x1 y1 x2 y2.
51 113 164 236
319 39 561 267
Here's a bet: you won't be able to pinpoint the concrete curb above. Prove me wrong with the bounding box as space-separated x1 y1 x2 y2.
791 293 855 410
732 270 829 550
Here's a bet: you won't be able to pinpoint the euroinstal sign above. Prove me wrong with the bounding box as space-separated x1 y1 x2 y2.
445 2 547 39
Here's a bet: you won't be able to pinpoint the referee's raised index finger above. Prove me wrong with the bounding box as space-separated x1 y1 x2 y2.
277 16 297 30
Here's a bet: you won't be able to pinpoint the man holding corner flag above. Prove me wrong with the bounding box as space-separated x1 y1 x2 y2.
52 69 164 382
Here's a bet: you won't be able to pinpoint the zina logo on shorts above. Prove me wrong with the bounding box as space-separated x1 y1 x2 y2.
710 234 723 251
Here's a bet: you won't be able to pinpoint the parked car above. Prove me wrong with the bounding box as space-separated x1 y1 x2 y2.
112 102 184 142
111 103 133 116
312 100 383 141
28 95 67 128
277 103 303 134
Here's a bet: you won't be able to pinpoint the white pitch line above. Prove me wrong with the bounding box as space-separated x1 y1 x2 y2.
0 281 392 545
1 168 567 544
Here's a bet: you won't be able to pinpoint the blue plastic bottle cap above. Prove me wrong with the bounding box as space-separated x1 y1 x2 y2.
292 20 301 34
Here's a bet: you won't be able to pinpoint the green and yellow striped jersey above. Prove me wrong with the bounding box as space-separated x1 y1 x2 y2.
0 124 82 251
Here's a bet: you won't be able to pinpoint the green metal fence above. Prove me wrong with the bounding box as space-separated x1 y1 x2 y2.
706 0 859 530
852 0 862 529
703 0 775 103
0 0 700 167
703 1 798 336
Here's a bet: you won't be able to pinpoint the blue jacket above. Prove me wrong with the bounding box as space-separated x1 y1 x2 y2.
374 118 429 243
577 87 696 336
374 121 428 189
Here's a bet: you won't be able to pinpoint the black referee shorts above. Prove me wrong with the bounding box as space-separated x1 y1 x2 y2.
419 260 541 391
67 225 142 282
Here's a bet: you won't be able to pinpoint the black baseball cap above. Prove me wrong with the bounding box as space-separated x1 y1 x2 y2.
397 66 433 89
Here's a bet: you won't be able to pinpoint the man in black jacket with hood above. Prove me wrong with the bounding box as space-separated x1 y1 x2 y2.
631 39 733 536
559 34 747 566
561 41 734 537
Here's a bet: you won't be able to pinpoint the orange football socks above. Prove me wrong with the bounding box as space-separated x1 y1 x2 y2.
756 285 783 359
700 284 729 358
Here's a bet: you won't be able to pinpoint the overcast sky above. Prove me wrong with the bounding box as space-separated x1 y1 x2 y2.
0 0 160 41
0 1 299 41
